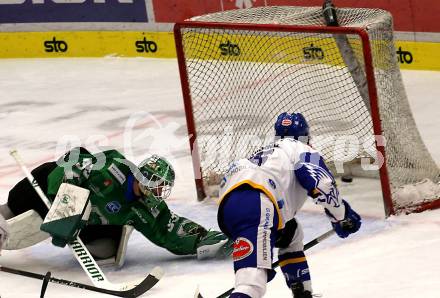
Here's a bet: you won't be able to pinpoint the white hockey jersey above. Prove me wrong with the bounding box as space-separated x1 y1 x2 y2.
218 138 346 229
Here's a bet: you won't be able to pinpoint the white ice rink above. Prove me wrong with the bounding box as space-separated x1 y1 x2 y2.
0 58 439 298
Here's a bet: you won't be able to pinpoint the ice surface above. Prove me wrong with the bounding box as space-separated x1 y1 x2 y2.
0 58 439 297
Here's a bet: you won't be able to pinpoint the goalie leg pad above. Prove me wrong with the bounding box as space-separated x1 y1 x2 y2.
79 225 132 267
4 209 50 250
115 225 134 267
0 212 9 253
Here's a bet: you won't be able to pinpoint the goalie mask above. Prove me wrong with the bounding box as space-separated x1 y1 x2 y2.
137 155 175 200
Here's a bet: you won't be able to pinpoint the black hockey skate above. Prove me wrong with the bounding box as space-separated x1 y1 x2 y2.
291 281 312 298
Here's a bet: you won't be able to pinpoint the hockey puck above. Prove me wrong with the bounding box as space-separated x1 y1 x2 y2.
40 271 51 298
341 175 353 183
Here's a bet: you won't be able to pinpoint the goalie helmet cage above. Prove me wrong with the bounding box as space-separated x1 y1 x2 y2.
173 6 440 216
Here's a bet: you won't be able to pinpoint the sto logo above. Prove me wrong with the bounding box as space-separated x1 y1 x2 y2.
233 237 254 261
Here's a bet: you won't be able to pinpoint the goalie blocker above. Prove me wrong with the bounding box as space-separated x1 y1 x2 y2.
40 183 91 248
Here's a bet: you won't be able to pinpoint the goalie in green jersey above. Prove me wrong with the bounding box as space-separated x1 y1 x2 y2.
0 147 232 266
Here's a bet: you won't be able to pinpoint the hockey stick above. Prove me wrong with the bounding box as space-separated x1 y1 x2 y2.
0 265 163 298
40 271 51 298
9 149 164 292
196 229 335 298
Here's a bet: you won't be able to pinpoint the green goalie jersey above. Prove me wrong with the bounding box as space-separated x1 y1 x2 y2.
45 148 208 256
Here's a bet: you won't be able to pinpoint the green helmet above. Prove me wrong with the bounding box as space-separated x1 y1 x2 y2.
137 155 175 200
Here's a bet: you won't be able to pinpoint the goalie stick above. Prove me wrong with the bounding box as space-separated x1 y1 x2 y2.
0 265 163 298
9 149 164 292
195 229 335 298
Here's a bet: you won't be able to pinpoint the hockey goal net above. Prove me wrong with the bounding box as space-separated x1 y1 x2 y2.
174 6 440 216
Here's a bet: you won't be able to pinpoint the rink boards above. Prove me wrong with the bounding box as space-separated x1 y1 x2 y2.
0 31 438 70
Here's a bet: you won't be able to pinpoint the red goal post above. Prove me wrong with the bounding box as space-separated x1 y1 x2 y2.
173 6 440 216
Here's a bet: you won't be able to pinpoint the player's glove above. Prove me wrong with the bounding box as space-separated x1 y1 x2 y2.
0 214 9 255
196 230 233 260
325 200 361 238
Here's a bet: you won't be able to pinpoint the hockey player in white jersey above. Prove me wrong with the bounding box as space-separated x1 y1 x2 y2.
217 112 362 298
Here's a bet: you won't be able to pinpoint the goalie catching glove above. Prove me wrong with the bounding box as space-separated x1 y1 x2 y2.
325 200 361 238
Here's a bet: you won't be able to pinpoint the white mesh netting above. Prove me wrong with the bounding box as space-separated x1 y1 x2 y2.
176 6 440 214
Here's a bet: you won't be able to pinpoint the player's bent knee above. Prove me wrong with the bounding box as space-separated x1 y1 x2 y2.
233 267 268 298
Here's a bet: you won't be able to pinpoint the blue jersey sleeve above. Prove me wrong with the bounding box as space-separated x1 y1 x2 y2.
294 152 345 220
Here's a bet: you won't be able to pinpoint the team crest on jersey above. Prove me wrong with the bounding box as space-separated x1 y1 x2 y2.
103 179 112 187
268 179 276 189
105 201 121 214
233 237 254 261
281 119 292 126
